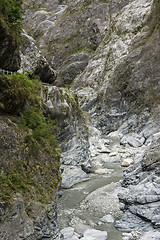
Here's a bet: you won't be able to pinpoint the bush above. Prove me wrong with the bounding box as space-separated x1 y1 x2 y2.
0 73 41 113
0 73 61 205
0 0 23 43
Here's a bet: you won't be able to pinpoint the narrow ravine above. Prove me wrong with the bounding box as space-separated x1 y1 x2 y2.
57 133 128 240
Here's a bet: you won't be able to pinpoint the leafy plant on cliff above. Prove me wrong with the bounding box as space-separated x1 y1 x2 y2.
0 0 23 43
154 0 160 29
0 73 40 112
0 73 61 205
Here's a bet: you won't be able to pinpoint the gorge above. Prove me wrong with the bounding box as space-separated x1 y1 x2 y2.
0 0 160 240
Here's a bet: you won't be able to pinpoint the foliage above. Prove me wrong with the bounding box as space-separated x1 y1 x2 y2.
0 0 23 43
0 73 61 205
22 108 59 154
0 155 61 205
154 0 160 29
0 73 41 113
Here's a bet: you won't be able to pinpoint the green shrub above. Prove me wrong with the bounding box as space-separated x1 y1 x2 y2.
0 73 41 113
0 0 23 43
0 73 61 205
154 0 160 28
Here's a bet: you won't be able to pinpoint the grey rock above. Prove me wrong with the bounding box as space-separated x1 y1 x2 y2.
19 31 56 83
81 229 108 240
140 230 160 240
0 194 34 240
22 0 109 85
100 214 114 223
103 156 121 163
42 86 92 172
122 231 142 240
120 133 145 148
55 53 90 86
117 141 160 232
60 227 75 239
115 211 152 231
61 166 90 189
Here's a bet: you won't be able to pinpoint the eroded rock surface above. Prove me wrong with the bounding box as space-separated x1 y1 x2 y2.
0 116 61 240
19 31 56 83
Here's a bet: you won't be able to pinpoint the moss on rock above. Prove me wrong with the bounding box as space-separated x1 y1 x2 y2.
0 73 61 206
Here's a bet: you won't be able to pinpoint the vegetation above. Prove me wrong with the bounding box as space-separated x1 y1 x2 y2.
154 0 160 29
0 73 61 205
0 0 23 43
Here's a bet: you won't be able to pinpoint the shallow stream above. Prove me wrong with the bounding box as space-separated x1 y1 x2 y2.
57 136 124 240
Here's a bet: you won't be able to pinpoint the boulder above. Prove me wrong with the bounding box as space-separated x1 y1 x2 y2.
100 214 114 223
61 166 90 189
120 134 145 148
60 227 75 239
103 156 121 163
121 158 133 167
81 229 107 240
94 168 113 175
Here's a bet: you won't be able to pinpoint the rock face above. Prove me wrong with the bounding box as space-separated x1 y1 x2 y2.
22 0 111 85
72 0 160 134
0 194 60 240
19 30 56 84
42 86 92 186
116 139 160 232
0 115 61 240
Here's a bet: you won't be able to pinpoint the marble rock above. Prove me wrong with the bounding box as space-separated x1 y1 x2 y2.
81 229 108 240
100 214 114 223
121 158 133 167
61 166 90 189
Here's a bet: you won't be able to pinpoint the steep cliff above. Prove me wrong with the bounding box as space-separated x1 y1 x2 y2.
22 0 110 86
0 74 61 240
0 0 22 70
1 0 160 239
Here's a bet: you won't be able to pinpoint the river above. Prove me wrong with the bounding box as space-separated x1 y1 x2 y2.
57 135 125 240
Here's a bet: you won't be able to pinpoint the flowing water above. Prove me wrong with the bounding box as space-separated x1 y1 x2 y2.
57 136 124 239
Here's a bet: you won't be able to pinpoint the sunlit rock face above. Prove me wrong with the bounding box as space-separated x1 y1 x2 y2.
72 0 160 134
19 30 56 84
42 85 92 175
22 0 113 85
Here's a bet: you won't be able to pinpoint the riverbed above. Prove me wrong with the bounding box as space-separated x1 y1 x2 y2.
57 136 125 240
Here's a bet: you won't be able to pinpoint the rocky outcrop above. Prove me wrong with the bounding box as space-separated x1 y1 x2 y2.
115 137 160 239
72 0 159 134
19 31 56 84
0 114 61 240
42 86 92 187
22 0 111 85
0 193 60 240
